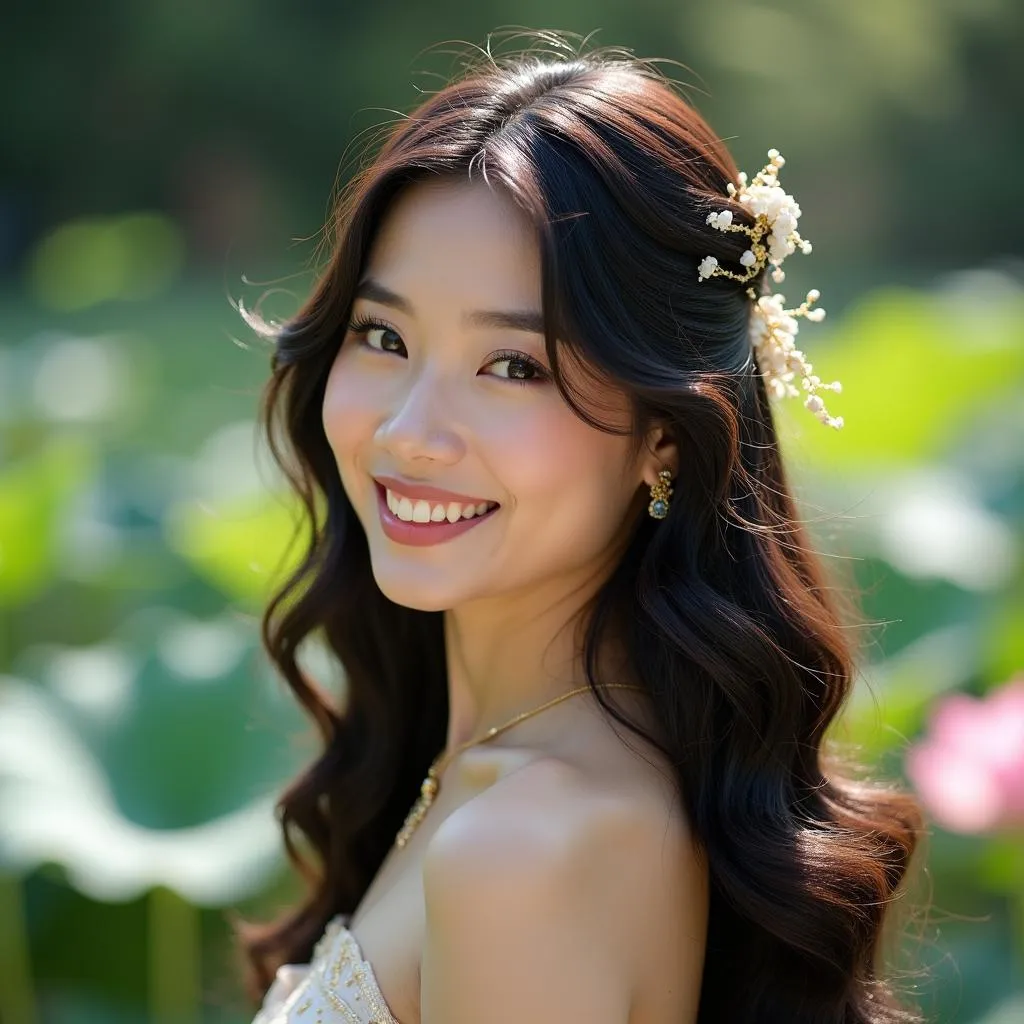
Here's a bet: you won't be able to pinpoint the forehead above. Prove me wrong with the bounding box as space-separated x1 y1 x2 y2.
362 177 542 307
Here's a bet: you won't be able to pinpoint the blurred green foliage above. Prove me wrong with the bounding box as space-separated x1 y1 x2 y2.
1 2 1022 1022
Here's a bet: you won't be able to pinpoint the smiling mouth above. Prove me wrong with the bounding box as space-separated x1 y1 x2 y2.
376 482 500 525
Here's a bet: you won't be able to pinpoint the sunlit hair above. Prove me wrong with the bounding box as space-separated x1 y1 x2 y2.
232 30 927 1023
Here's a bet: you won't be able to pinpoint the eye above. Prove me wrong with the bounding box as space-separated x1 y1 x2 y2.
345 315 550 387
487 349 551 386
348 315 405 354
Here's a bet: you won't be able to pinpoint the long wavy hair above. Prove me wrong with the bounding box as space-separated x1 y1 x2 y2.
232 32 926 1023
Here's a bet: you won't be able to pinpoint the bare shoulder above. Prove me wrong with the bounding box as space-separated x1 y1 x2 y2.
421 757 708 1024
424 756 603 870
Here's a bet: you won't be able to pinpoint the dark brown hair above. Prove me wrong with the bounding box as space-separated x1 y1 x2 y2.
233 32 926 1023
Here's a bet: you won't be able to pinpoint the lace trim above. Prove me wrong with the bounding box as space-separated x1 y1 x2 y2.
253 964 313 1023
308 915 402 1024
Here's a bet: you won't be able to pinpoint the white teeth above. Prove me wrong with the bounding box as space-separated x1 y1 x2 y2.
385 488 496 525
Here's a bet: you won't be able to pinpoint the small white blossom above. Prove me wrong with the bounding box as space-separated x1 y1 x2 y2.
744 286 842 428
695 149 841 428
698 255 719 281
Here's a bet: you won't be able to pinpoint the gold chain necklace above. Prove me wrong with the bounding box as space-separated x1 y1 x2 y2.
394 682 646 848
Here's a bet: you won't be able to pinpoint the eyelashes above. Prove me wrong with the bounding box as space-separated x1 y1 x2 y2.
346 315 551 387
487 347 552 386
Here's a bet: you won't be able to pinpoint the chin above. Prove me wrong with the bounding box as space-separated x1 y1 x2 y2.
369 567 461 614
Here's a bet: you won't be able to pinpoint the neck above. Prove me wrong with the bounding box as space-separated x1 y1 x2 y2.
441 583 636 753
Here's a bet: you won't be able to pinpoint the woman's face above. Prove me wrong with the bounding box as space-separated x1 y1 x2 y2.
322 176 658 612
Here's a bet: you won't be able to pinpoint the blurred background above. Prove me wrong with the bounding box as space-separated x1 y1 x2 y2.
1 2 1022 1022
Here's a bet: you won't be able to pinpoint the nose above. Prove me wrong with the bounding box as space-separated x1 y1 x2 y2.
374 374 463 465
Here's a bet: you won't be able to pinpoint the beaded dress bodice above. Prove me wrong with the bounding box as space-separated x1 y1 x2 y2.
250 913 402 1024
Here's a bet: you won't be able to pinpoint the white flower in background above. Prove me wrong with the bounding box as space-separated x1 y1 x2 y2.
878 469 1018 591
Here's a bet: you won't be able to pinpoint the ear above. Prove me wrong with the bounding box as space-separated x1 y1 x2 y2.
639 422 679 489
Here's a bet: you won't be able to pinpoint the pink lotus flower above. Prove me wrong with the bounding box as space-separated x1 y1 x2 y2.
905 675 1024 834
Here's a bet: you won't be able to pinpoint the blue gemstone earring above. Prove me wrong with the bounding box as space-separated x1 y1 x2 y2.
647 469 673 519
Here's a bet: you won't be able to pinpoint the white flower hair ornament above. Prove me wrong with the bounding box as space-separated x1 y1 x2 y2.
697 149 843 429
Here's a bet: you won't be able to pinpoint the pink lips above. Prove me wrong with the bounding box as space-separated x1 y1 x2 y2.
374 482 499 547
373 474 495 507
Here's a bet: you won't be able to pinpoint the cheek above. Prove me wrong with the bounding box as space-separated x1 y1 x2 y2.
321 355 373 455
497 407 633 526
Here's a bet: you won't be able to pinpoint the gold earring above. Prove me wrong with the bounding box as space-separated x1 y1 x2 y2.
648 469 673 519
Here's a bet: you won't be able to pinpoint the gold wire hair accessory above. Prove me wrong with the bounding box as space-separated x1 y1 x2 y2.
697 150 844 430
647 469 673 520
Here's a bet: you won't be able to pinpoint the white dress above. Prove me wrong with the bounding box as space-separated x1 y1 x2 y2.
250 913 402 1024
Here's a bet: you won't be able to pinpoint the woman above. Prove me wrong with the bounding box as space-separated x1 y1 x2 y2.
234 32 925 1024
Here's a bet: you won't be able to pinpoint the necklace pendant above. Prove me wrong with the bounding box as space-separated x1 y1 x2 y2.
393 684 643 850
395 779 438 848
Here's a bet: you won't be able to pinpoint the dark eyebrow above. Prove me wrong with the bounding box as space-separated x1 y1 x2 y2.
354 277 544 335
